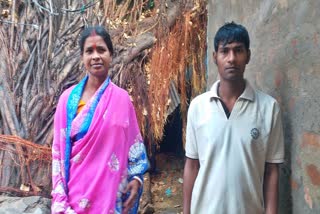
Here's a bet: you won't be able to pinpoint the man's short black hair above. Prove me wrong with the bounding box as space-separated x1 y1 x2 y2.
214 22 250 52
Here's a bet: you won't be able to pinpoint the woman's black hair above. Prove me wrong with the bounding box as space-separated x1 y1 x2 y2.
214 22 250 52
79 26 114 55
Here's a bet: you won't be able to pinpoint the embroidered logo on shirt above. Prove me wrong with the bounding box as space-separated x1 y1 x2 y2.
251 128 260 140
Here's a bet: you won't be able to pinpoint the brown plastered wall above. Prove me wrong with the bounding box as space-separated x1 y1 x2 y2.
207 0 320 213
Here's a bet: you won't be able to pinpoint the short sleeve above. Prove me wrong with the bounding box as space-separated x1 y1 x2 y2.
185 101 199 159
266 104 285 163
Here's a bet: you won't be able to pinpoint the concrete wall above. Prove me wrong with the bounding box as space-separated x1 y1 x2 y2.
207 0 320 213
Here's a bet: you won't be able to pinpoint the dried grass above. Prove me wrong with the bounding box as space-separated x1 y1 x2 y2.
148 1 207 145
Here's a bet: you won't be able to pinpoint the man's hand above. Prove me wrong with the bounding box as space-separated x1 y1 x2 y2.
183 158 200 214
123 179 141 214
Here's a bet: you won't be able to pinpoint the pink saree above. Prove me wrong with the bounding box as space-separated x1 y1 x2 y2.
51 77 148 213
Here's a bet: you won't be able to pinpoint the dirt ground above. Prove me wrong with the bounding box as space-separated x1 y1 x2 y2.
140 152 184 214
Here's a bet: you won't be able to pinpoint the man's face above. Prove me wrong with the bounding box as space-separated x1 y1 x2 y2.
213 42 250 82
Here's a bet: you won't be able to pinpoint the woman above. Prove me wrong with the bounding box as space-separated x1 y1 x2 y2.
51 26 149 214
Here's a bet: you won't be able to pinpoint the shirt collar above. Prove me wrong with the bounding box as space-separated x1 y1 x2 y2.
209 79 255 101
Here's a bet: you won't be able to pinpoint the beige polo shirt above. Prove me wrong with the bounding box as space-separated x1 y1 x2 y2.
185 80 284 214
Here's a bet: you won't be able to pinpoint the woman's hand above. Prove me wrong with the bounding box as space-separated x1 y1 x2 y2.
123 179 141 214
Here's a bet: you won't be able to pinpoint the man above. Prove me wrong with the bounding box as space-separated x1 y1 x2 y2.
183 22 284 214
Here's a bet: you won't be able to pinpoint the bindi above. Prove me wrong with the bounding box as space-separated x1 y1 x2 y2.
92 43 96 50
90 30 97 49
